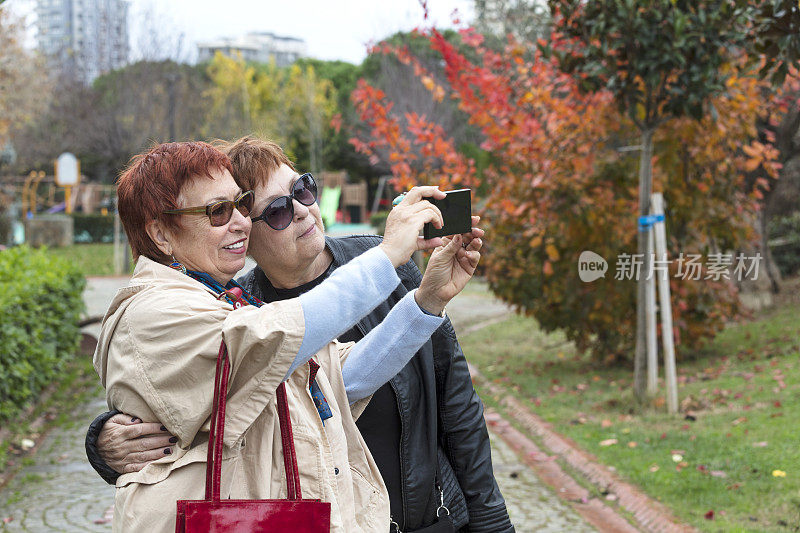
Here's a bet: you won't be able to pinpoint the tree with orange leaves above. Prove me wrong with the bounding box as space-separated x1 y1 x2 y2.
350 20 785 366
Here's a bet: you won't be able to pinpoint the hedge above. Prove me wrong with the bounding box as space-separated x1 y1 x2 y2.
72 213 115 243
0 245 86 421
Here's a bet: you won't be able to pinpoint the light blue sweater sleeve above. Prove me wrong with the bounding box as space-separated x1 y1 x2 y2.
282 246 400 380
342 289 444 403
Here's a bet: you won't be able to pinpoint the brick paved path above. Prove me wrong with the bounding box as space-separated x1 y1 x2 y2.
0 277 598 532
0 396 114 531
0 412 594 533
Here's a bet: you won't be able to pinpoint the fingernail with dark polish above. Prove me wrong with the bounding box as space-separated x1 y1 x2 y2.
160 425 167 431
131 417 139 423
164 448 172 455
169 436 178 443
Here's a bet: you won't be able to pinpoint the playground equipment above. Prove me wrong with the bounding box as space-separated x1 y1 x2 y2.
55 152 80 214
317 171 369 225
22 170 47 217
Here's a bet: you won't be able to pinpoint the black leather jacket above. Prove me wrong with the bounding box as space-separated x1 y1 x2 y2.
86 234 513 532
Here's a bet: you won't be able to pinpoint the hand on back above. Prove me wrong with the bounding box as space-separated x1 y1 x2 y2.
99 413 175 474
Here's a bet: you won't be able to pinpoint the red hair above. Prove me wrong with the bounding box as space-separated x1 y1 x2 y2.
117 141 234 263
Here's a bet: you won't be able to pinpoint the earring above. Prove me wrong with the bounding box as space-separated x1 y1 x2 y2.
169 254 187 274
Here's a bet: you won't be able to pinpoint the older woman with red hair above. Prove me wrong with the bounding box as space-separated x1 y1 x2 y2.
94 141 481 532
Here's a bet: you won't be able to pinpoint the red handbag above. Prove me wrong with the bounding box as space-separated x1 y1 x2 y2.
176 342 331 532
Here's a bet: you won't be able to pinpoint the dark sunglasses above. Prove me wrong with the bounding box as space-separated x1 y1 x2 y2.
163 190 255 227
251 173 318 230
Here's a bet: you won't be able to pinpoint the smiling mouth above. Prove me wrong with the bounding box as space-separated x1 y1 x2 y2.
223 240 245 250
299 225 315 238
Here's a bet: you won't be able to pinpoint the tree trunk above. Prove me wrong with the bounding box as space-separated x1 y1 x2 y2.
759 207 781 294
634 127 655 403
167 76 177 142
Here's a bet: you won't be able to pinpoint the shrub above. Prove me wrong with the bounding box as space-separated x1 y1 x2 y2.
71 213 115 243
0 210 10 246
0 245 85 421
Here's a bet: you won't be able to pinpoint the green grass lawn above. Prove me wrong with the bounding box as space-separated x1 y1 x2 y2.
47 243 133 277
461 298 800 532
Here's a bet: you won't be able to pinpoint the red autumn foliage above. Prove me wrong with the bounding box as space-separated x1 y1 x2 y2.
351 23 791 361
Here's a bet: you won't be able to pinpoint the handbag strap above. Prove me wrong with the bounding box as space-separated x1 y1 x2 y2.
205 341 303 501
204 342 227 500
276 381 303 499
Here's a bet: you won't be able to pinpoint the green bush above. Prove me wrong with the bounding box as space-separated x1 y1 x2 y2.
0 245 86 421
72 213 115 243
0 210 10 246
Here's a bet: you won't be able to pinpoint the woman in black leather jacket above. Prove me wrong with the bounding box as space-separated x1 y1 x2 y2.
85 136 514 532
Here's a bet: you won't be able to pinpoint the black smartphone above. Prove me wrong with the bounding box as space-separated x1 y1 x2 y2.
423 189 472 240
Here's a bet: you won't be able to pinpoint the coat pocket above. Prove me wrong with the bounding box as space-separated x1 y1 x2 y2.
284 431 326 500
438 446 468 529
349 465 383 530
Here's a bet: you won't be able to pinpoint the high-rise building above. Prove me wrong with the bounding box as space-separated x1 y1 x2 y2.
36 0 129 83
197 31 306 67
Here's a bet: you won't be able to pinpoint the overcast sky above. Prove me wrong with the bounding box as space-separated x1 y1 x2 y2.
6 0 476 64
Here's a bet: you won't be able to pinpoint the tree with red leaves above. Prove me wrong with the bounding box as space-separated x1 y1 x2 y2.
350 18 786 366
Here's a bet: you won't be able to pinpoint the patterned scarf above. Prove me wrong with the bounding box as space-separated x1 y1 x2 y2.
184 269 333 423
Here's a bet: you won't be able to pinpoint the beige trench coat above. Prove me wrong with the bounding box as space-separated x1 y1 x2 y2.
93 257 389 532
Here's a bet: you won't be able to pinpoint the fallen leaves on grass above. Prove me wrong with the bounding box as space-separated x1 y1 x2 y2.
599 438 618 447
704 510 715 520
752 441 768 447
772 470 787 477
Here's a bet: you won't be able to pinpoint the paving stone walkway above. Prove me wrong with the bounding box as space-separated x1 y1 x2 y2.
0 397 113 532
489 430 596 532
0 276 599 532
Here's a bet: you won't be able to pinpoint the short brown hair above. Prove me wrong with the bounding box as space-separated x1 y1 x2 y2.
217 136 294 192
117 141 233 263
